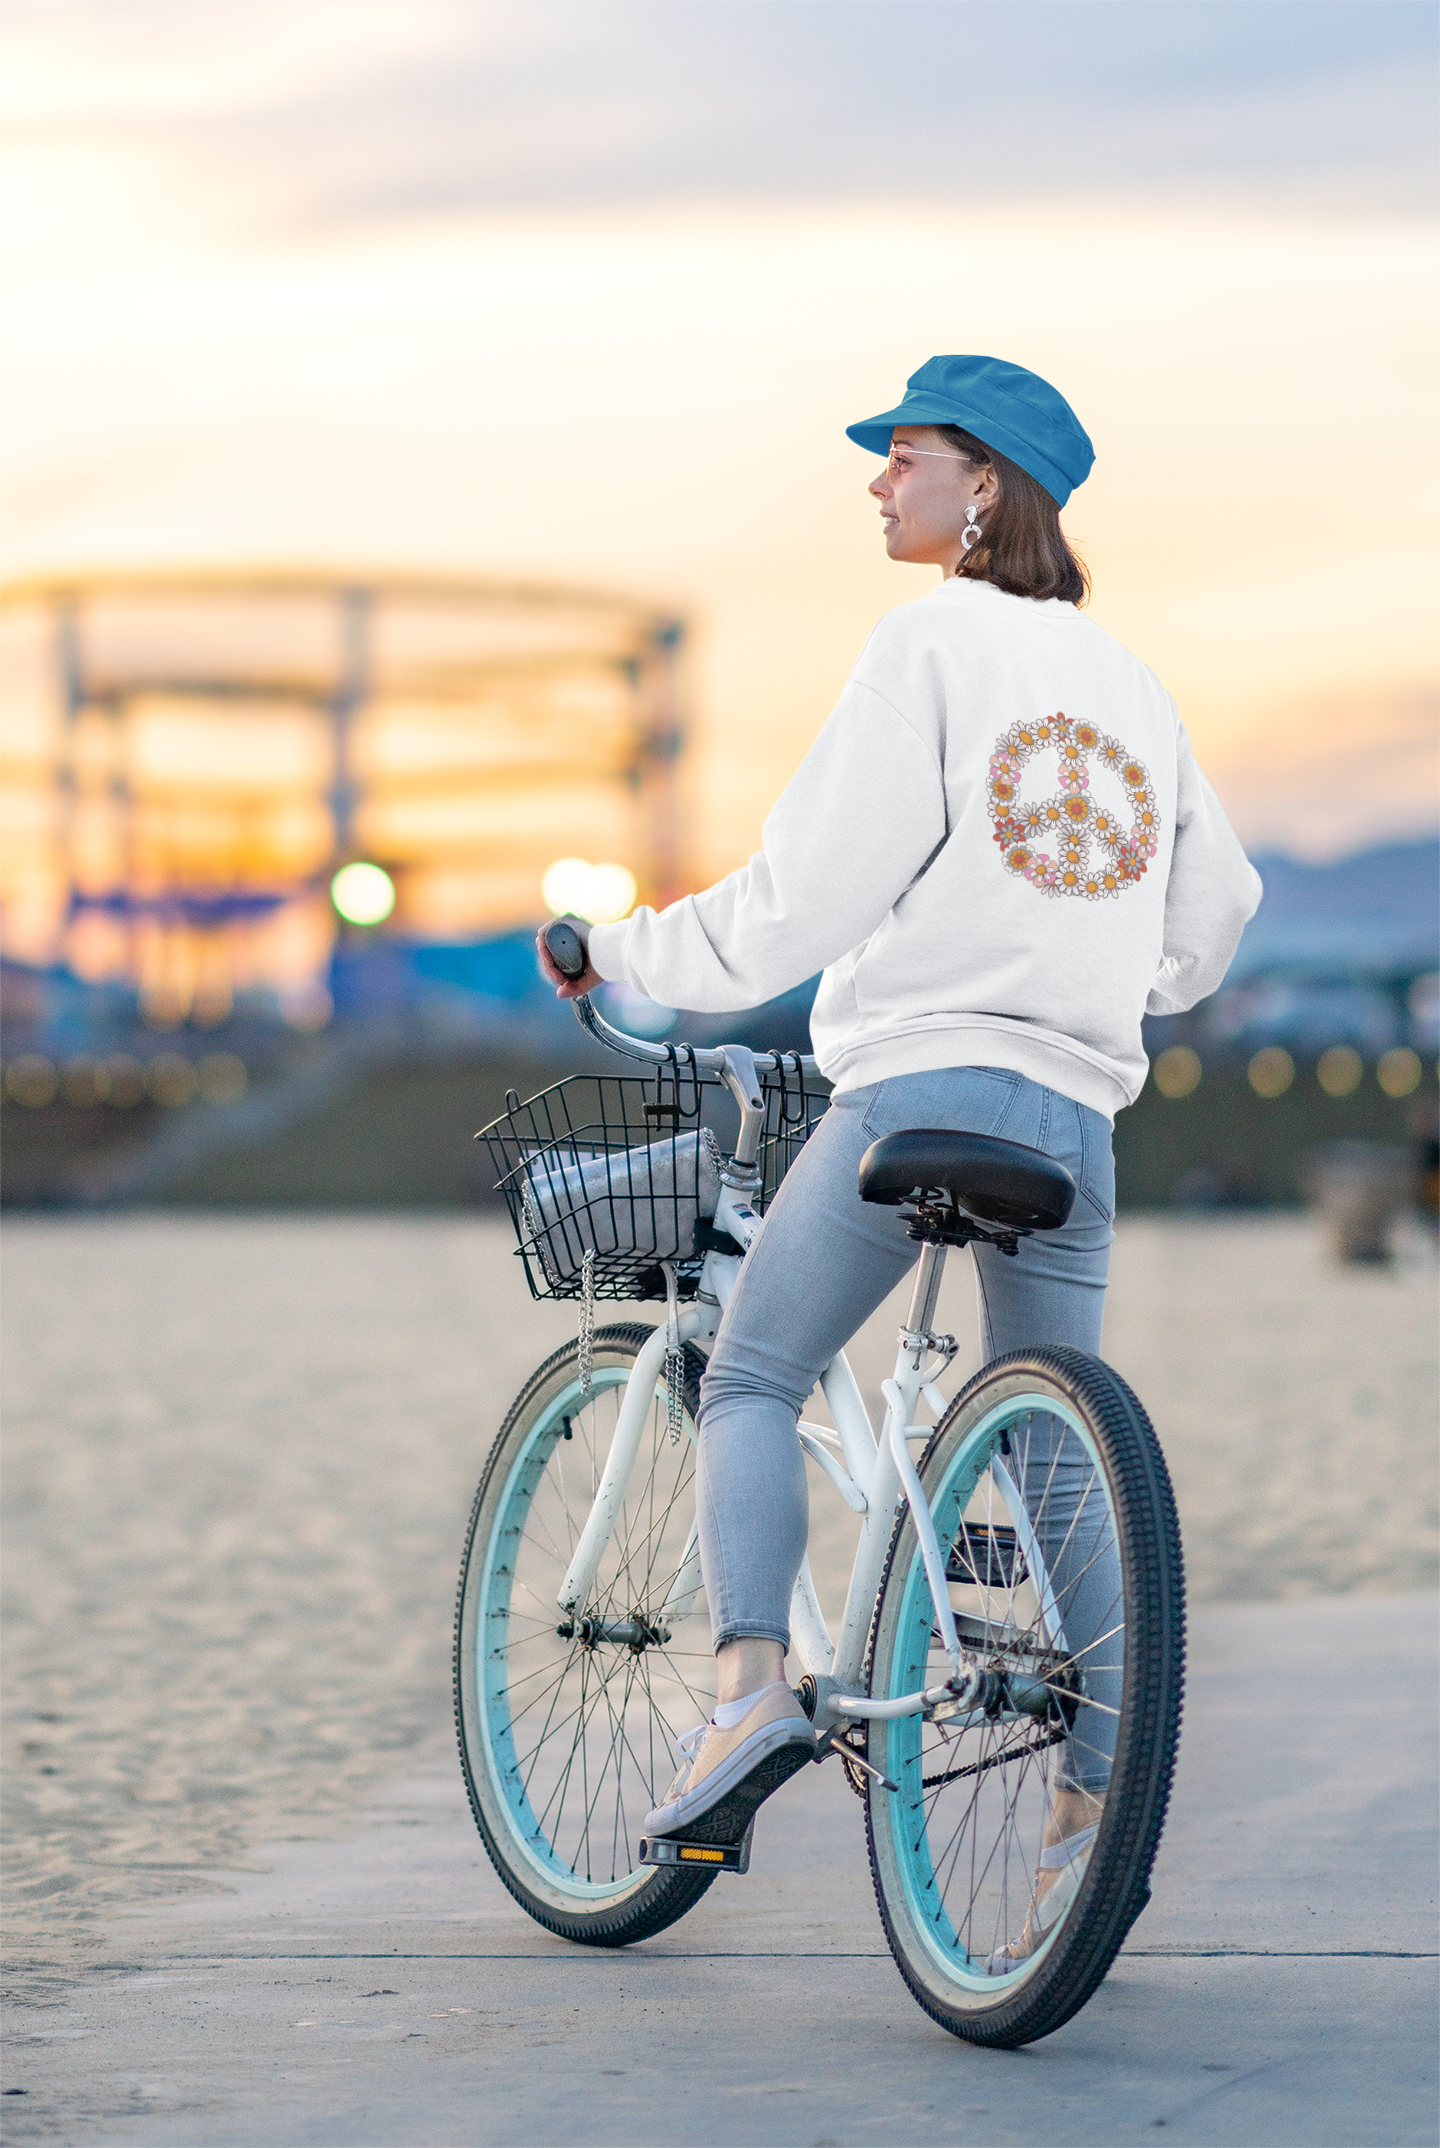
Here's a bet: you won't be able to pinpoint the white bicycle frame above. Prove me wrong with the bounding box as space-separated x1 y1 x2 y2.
552 993 1052 1734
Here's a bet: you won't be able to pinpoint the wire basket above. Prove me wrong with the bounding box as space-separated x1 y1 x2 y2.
478 1053 829 1302
756 1052 829 1211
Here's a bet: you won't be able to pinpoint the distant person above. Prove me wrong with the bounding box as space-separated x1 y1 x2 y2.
540 354 1260 1958
1411 1091 1439 1230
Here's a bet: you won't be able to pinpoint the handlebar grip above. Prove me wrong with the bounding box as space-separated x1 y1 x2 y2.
543 918 589 981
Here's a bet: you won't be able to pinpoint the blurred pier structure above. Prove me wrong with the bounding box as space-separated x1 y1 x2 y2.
0 571 692 1204
1 569 689 1010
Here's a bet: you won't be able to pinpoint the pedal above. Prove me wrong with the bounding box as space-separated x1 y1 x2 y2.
639 1819 755 1875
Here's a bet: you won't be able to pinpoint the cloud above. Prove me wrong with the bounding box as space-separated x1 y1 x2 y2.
0 0 455 122
4 0 1435 248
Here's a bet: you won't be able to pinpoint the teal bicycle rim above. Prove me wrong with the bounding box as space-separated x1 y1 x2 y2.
882 1392 1119 1994
476 1366 711 1901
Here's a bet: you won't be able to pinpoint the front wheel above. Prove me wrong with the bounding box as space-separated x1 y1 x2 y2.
454 1324 718 1946
865 1347 1184 2046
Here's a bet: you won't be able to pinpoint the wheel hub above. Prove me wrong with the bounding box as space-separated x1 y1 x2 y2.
556 1613 671 1652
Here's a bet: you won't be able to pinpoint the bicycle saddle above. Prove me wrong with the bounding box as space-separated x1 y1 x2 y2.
857 1129 1076 1233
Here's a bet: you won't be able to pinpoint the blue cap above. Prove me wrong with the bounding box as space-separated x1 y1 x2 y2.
846 354 1095 509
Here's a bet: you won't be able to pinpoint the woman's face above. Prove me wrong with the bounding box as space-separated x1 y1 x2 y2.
868 425 996 573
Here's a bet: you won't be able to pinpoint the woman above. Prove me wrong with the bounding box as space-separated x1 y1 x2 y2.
538 354 1260 1950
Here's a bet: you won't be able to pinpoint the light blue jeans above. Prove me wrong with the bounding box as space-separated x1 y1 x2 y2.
695 1065 1119 1793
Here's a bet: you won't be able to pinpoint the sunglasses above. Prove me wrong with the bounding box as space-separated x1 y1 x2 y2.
886 445 966 477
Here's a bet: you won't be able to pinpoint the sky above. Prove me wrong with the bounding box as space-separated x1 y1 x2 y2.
3 0 1437 880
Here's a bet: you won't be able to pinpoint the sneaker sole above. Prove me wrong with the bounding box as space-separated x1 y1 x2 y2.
644 1723 815 1844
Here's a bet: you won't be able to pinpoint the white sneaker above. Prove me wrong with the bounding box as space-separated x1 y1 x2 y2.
642 1685 816 1842
987 1801 1104 1974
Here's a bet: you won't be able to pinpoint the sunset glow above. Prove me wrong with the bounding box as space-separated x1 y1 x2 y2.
2 1 1436 986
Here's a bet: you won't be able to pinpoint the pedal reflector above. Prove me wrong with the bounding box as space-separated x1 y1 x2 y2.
639 1825 753 1875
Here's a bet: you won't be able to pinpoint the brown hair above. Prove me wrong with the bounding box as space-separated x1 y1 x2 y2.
938 424 1090 606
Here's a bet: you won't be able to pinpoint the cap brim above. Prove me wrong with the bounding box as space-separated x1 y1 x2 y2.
845 399 965 456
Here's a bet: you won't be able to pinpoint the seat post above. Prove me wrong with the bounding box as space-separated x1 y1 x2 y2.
904 1239 947 1340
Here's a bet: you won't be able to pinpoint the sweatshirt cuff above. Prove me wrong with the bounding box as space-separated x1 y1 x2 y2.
586 920 632 986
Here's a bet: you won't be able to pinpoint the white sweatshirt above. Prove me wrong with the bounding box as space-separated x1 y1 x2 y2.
589 577 1262 1119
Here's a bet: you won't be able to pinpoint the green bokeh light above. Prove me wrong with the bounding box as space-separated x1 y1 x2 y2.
330 861 395 926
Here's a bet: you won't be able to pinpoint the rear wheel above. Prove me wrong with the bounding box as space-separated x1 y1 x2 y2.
455 1324 718 1945
864 1347 1184 2046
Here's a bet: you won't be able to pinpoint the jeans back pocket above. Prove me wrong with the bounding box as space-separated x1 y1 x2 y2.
860 1066 1023 1145
1076 1101 1116 1224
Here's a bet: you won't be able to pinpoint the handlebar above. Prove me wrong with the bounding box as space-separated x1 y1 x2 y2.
542 918 818 1082
573 981 819 1082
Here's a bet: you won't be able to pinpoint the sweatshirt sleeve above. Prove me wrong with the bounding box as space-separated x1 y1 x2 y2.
587 681 947 1012
1146 719 1263 1017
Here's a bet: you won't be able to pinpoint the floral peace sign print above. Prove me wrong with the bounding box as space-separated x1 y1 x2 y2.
986 712 1161 900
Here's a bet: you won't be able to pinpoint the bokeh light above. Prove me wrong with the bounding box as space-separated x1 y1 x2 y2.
5 1056 57 1107
541 859 637 925
146 1054 196 1107
104 1057 146 1108
1316 1046 1363 1098
1152 1045 1201 1099
1248 1047 1296 1099
1377 1046 1422 1099
0 1051 251 1110
197 1054 248 1105
60 1057 110 1108
330 862 396 927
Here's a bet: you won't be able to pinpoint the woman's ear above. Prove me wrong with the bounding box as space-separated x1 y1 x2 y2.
973 463 1001 512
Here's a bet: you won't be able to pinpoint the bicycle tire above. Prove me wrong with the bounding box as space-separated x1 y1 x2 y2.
864 1346 1184 2046
455 1323 718 1946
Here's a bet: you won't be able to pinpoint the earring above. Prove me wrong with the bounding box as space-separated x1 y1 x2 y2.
961 503 982 553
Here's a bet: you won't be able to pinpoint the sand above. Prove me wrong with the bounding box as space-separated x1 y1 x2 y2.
2 1210 1435 1973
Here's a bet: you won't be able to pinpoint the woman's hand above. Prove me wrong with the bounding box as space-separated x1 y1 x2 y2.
536 920 604 1000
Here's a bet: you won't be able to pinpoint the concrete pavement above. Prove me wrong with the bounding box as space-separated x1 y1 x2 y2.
4 1592 1435 2147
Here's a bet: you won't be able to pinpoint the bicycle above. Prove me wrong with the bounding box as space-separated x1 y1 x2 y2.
454 930 1184 2047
